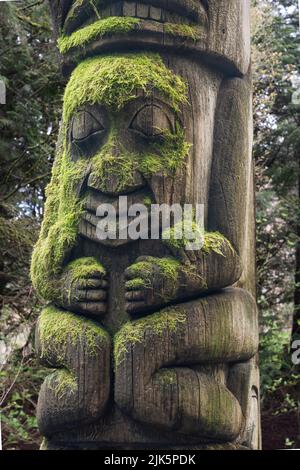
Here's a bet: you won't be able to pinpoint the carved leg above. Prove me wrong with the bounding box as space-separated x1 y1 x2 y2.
115 288 258 442
36 305 111 437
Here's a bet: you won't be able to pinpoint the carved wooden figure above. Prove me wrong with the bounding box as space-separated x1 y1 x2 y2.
31 0 261 449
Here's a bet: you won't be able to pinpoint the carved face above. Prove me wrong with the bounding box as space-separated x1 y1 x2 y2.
53 1 250 76
63 53 190 246
62 0 209 36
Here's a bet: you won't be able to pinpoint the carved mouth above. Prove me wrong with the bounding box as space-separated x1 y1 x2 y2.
64 0 208 36
79 188 154 247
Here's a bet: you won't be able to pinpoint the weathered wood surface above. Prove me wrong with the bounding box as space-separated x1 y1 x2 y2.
31 0 260 449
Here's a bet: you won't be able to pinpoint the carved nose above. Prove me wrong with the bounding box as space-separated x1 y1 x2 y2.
87 146 145 195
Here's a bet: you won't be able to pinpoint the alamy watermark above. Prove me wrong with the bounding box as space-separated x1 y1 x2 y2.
291 340 300 365
0 80 6 105
94 197 205 251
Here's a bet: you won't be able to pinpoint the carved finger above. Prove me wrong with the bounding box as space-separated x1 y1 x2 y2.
125 264 149 281
125 279 146 291
70 302 107 316
77 289 107 301
125 301 147 313
88 269 108 279
77 278 109 289
125 290 145 301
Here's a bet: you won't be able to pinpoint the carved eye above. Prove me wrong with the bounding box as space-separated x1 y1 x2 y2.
130 105 173 137
71 110 104 141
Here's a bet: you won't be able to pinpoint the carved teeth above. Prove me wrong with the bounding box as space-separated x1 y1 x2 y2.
123 1 136 17
122 2 163 22
149 6 162 21
136 3 149 19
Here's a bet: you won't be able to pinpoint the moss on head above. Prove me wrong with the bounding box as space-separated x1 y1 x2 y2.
114 306 186 366
63 53 188 122
38 305 109 360
126 256 181 301
58 17 141 53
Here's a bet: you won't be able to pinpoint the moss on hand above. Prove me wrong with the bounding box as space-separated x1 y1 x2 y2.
39 305 108 361
126 278 147 290
114 306 186 365
164 220 234 257
203 232 234 256
164 23 202 41
66 256 105 281
63 53 188 122
127 257 181 296
58 17 141 54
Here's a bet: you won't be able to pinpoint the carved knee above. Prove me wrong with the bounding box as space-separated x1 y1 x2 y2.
36 305 111 436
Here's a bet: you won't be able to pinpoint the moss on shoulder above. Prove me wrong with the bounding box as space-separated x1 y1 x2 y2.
114 306 186 365
58 17 141 54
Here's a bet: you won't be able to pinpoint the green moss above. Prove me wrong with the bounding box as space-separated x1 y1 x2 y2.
164 23 202 41
88 130 137 193
58 17 141 54
89 124 190 193
156 257 181 280
156 369 177 386
63 53 188 122
164 220 234 257
66 256 105 281
203 232 234 256
49 369 77 399
139 125 190 176
127 257 181 294
30 141 88 300
126 278 147 290
114 306 186 365
143 197 152 208
31 54 189 300
39 305 108 360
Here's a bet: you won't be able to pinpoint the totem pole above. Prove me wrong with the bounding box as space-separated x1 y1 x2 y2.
31 0 261 449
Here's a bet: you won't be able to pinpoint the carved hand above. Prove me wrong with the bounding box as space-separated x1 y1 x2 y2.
124 256 181 314
57 257 108 318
